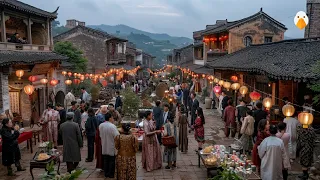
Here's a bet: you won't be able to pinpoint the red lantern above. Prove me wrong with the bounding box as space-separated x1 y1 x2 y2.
50 79 59 86
28 76 37 82
230 75 238 82
250 91 261 102
92 79 98 84
73 79 80 85
67 72 72 77
219 37 223 41
85 74 90 79
224 35 228 40
209 38 215 41
213 85 221 94
101 80 107 87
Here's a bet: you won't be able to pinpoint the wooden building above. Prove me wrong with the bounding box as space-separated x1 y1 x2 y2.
0 0 68 123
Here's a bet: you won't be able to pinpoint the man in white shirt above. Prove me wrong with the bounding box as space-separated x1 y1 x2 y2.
99 112 120 178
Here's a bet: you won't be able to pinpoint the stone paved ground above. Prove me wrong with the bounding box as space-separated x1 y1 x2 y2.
0 102 306 179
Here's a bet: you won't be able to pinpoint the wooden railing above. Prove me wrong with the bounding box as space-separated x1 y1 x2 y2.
0 42 52 51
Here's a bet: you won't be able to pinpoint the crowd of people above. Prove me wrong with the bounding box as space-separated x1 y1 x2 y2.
0 77 317 180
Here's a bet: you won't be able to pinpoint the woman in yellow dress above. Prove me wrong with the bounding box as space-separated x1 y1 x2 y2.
115 123 139 180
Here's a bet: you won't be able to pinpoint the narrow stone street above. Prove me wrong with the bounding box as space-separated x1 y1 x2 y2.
0 102 305 180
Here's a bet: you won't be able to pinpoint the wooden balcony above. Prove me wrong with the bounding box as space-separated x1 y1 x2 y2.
0 42 52 51
108 53 126 64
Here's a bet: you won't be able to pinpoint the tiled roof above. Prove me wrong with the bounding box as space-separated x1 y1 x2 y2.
108 64 135 71
207 38 320 81
0 50 68 66
201 10 287 35
54 25 127 42
193 65 213 75
0 0 58 18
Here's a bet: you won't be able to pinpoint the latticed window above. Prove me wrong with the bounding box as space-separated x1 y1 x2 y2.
243 36 252 47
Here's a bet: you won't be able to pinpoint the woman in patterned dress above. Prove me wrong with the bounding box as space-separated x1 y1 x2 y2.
115 124 139 180
141 111 162 172
193 107 205 150
297 125 316 180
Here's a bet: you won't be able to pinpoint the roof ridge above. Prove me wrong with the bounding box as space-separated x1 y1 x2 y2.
250 37 320 47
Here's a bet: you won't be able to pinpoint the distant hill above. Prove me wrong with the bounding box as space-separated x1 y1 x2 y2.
88 24 193 47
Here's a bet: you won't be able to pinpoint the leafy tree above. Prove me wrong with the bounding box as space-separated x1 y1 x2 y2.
310 61 320 105
54 41 88 72
122 87 141 120
51 20 60 28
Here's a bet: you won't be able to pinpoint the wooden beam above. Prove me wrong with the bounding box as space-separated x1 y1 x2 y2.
272 82 276 105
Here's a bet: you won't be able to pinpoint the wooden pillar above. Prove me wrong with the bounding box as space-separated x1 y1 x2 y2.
272 82 276 105
203 43 207 63
28 18 33 44
1 11 6 42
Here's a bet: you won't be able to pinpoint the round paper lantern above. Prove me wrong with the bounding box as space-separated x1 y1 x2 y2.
213 85 221 94
298 112 313 128
202 74 206 78
101 80 107 87
40 78 48 84
67 72 72 77
214 78 219 83
73 79 80 85
231 83 241 91
239 86 248 97
89 74 94 78
223 81 231 91
65 79 72 85
102 73 107 77
77 73 81 78
61 71 67 76
282 104 295 118
218 80 224 86
249 91 261 102
50 79 59 86
80 75 85 81
16 70 24 80
73 73 77 77
85 74 90 79
230 75 238 82
263 97 272 110
28 76 37 82
92 79 98 84
24 84 35 95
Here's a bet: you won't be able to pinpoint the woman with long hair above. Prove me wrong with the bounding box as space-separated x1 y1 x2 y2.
238 110 254 154
193 107 205 150
115 124 139 180
141 111 162 172
252 119 270 174
178 106 188 153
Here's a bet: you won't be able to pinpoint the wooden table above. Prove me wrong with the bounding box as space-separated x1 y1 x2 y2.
0 131 33 153
30 152 61 180
197 151 261 179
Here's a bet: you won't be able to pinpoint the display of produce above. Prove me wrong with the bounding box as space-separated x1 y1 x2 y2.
36 153 51 161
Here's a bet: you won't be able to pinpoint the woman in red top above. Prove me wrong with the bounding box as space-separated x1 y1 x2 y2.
193 107 205 151
223 100 236 138
252 119 270 174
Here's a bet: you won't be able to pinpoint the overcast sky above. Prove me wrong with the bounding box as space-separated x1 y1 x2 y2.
22 0 306 38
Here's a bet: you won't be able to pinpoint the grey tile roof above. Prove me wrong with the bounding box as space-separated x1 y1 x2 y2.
0 0 58 18
201 10 287 35
207 38 320 81
193 65 213 74
0 50 68 66
54 25 127 42
108 64 135 71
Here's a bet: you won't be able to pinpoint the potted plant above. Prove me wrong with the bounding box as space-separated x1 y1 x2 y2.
122 87 141 121
209 166 243 180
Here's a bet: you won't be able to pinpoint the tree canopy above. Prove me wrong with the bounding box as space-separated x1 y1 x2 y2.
54 41 88 73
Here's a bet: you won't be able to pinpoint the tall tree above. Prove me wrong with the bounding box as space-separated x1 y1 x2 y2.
310 60 320 104
54 41 87 72
52 20 60 28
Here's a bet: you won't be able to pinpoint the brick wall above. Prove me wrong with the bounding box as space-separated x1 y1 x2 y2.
305 0 320 38
228 18 285 53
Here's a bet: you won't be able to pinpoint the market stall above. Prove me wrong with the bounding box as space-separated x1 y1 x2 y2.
197 145 261 179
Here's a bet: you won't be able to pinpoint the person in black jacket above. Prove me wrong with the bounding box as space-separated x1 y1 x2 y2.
221 91 230 118
56 103 66 145
85 108 98 162
115 91 122 112
253 102 268 141
153 100 163 144
190 92 199 126
182 84 190 117
0 118 25 176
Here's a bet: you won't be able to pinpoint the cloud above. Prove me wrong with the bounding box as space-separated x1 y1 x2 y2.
137 5 168 9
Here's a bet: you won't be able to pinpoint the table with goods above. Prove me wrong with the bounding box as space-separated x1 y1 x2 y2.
29 141 61 179
198 145 261 179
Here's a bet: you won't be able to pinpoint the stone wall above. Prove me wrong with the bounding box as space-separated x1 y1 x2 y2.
56 31 108 73
305 0 320 38
32 22 48 45
179 45 193 64
228 18 285 53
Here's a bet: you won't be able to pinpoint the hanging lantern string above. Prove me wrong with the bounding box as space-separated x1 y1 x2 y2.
171 66 320 114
